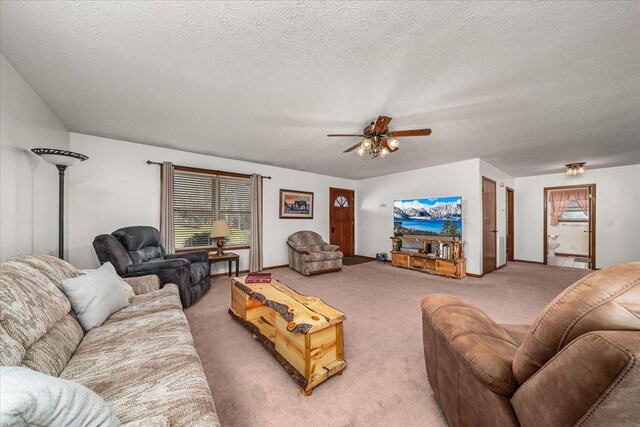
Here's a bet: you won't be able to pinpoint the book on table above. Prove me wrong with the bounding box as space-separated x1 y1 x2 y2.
245 272 272 283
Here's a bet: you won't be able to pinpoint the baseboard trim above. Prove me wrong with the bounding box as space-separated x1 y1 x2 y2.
265 264 290 271
354 254 377 260
496 263 507 270
513 259 545 265
466 272 484 278
209 263 289 278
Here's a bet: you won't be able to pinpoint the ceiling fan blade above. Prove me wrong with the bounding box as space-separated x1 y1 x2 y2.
343 142 363 153
327 134 365 137
372 116 392 133
387 128 432 137
381 139 399 152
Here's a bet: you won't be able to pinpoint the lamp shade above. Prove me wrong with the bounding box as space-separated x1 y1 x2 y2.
210 220 231 238
31 148 88 167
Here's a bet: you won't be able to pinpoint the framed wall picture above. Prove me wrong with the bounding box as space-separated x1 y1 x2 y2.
279 189 314 219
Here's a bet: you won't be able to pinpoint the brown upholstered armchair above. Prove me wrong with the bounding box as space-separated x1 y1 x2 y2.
287 231 343 276
421 262 640 427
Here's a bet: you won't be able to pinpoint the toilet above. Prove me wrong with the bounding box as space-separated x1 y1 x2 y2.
548 235 560 259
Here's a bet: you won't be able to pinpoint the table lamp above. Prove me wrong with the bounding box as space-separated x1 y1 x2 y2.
210 219 231 255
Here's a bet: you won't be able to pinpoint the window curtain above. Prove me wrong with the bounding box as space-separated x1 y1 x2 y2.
249 174 263 272
571 189 590 216
160 161 175 253
549 190 572 225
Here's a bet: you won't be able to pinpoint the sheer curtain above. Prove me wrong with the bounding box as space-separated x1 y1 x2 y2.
249 174 263 272
160 161 175 253
549 190 572 225
571 189 590 216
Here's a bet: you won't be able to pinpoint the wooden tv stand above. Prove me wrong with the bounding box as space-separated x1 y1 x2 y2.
390 236 466 279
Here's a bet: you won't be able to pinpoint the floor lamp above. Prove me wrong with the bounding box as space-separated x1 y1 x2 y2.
31 148 88 259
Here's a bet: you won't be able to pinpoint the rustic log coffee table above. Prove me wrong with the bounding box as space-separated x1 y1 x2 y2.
229 276 346 396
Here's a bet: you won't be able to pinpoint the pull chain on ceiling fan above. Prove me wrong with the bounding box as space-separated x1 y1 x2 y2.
327 115 431 159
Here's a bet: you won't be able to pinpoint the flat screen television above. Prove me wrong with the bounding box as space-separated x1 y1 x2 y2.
393 196 462 238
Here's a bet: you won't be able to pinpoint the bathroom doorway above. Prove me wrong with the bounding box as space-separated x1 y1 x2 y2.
543 184 596 269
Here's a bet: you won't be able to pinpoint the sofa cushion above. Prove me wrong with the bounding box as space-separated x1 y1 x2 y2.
93 234 133 275
421 294 520 396
189 262 209 285
113 226 162 251
0 255 84 374
288 230 323 247
123 275 160 295
20 314 85 377
61 309 219 426
513 262 640 384
105 284 182 323
0 366 119 427
305 251 343 263
9 254 82 290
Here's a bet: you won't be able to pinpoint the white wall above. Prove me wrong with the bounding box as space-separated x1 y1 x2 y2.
68 133 357 271
479 159 515 267
356 158 485 275
0 54 70 260
514 164 640 268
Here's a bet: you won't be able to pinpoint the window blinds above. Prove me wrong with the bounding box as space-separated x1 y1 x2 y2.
173 170 251 249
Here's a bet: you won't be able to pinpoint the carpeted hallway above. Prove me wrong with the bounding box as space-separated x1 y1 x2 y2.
185 261 590 427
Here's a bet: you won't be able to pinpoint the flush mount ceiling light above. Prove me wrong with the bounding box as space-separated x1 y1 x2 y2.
565 162 586 176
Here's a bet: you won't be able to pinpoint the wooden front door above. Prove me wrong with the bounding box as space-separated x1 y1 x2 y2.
507 187 514 262
482 177 497 274
329 187 354 257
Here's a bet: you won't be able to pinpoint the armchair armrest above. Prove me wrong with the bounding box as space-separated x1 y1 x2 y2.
122 274 160 295
511 331 640 427
321 244 340 252
421 294 519 396
126 258 189 274
287 241 310 255
165 250 208 263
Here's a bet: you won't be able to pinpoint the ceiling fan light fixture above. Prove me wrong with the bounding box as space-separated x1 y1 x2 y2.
356 146 366 157
387 138 399 149
380 147 389 158
361 138 372 149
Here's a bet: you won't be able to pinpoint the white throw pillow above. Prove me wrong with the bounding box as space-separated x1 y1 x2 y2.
62 262 130 330
0 366 120 427
81 268 135 301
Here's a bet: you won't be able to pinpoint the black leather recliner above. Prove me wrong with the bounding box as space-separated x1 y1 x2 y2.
93 226 210 308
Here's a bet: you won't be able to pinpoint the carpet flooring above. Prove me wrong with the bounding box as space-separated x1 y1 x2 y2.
185 261 590 427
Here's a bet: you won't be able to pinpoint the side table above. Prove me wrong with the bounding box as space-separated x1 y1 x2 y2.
208 252 240 277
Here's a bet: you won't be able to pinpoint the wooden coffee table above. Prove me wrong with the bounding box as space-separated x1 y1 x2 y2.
228 276 346 395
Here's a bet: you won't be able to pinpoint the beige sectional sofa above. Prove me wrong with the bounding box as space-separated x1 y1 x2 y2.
0 254 219 426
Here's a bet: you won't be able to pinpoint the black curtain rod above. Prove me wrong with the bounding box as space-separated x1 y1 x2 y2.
146 160 272 179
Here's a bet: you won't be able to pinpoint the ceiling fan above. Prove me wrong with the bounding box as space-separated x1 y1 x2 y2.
327 116 431 158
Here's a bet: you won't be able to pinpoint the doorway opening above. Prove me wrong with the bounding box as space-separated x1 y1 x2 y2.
482 177 497 274
329 187 355 258
543 184 596 270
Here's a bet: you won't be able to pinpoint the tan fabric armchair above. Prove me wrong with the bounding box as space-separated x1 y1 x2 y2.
421 262 640 427
287 231 343 276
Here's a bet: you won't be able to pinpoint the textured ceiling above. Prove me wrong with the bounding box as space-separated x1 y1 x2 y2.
1 1 639 179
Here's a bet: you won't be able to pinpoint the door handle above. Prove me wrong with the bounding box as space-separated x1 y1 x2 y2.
331 227 335 233
491 230 498 233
